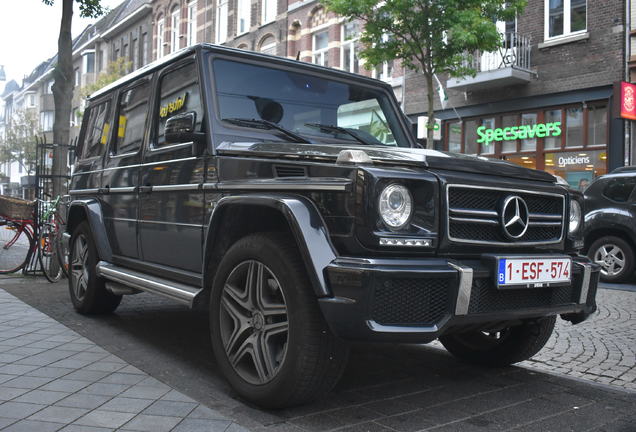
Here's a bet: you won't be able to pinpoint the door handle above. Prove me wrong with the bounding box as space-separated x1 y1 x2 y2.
98 186 110 194
139 185 152 194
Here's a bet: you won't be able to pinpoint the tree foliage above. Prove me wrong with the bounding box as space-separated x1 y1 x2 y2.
42 0 104 18
0 110 40 176
321 0 526 148
81 57 132 99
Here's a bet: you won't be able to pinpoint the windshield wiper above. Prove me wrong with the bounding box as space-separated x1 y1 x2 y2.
304 123 374 146
223 118 311 144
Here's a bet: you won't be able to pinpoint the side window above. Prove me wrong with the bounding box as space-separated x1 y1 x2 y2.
603 177 636 203
114 81 150 155
83 100 112 159
156 62 203 147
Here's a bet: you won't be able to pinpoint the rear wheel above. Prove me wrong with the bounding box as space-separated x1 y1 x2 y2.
439 316 556 367
588 236 634 283
0 221 32 274
68 221 121 314
38 221 63 283
210 232 349 409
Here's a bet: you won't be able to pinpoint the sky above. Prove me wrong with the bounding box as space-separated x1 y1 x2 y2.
0 0 124 91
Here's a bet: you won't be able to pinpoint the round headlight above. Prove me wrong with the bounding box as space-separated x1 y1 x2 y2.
379 184 413 230
569 200 582 233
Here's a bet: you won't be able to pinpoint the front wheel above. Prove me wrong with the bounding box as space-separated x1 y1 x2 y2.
0 222 32 274
210 232 349 409
588 236 635 283
38 221 63 283
439 316 556 367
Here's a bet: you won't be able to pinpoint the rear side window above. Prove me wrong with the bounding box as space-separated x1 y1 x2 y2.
156 62 203 147
83 100 112 159
603 177 636 202
113 81 150 155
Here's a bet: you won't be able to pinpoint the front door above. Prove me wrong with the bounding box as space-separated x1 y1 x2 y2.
101 78 151 259
138 59 206 273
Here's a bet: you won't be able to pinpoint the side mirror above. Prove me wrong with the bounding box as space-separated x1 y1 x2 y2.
165 112 206 155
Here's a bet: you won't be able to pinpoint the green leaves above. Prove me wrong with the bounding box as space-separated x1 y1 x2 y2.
41 0 105 18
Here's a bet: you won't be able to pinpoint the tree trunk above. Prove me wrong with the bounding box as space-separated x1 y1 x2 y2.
425 71 435 150
51 0 73 198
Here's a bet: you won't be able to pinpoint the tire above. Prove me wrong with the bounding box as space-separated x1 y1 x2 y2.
209 232 349 409
68 221 121 314
38 221 63 283
439 316 556 367
0 221 33 274
587 236 635 283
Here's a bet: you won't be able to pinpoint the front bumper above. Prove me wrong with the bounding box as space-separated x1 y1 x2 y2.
318 255 599 343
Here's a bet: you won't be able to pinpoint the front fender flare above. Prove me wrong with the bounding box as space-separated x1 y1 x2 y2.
203 194 337 297
66 199 113 262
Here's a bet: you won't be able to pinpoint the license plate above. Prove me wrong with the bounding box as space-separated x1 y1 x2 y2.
496 257 571 288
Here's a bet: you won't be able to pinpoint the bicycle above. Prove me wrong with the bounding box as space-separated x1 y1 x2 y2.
0 214 37 275
36 195 70 283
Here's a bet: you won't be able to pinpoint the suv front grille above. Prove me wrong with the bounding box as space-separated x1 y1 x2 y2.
447 185 565 245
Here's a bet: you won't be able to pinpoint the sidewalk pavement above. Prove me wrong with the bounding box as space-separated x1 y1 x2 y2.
0 289 245 432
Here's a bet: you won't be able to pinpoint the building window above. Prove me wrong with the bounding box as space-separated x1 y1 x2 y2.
545 0 586 40
262 0 276 24
341 22 359 73
132 38 138 70
40 111 54 132
312 31 329 67
157 17 165 58
259 35 276 55
544 109 562 149
170 7 180 53
142 33 148 65
83 51 95 73
216 0 228 44
501 115 517 153
27 94 36 108
565 106 583 147
74 68 80 87
520 112 537 151
448 121 462 153
588 105 607 147
237 0 250 35
464 119 478 155
186 0 197 46
45 80 54 94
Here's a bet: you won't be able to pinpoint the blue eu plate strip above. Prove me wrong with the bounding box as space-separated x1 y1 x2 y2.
498 259 506 284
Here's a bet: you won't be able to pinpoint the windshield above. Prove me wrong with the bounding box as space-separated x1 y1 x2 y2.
211 58 410 147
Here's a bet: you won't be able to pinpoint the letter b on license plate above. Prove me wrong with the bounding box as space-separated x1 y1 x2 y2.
497 257 571 288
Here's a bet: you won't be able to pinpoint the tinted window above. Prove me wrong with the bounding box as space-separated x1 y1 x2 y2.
83 100 111 159
603 177 636 202
114 81 150 154
156 62 202 147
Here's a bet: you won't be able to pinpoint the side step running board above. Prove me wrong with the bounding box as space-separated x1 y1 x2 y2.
96 261 201 307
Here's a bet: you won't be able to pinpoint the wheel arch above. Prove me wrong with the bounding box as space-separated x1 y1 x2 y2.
584 226 636 255
202 194 337 300
66 199 113 262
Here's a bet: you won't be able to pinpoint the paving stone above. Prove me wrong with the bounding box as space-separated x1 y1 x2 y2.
28 406 89 424
0 419 62 432
54 393 112 410
83 362 126 373
142 400 198 417
171 418 233 432
0 364 39 376
62 369 110 382
0 417 16 429
12 389 70 405
0 401 46 419
120 414 182 432
99 397 154 414
160 390 197 403
79 382 130 396
40 379 90 393
2 375 53 389
0 387 30 401
25 367 74 380
73 410 136 429
57 426 115 432
187 405 229 420
98 372 146 386
118 385 170 400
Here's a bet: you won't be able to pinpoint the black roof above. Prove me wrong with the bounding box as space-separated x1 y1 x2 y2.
89 43 392 100
610 166 636 174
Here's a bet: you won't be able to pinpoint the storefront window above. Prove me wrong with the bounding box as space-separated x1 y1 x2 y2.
464 120 478 154
481 118 495 154
544 109 562 149
566 106 583 147
501 115 517 153
588 105 607 146
544 150 606 189
448 121 461 153
520 113 537 151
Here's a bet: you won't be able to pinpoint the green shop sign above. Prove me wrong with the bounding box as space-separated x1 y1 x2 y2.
476 122 562 145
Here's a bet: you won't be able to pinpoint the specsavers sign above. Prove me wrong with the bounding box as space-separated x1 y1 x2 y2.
477 122 562 145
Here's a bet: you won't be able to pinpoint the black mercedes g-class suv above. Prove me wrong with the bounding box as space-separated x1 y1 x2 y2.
66 43 599 408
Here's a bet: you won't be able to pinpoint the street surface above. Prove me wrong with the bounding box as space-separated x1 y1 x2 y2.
1 276 634 431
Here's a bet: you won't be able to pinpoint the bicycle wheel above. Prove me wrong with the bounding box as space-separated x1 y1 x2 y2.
37 221 63 282
54 223 69 279
0 221 33 274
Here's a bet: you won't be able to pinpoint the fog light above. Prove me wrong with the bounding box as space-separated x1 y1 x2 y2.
379 237 432 247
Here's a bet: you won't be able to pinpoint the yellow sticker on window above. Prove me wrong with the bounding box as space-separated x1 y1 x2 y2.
159 93 188 118
118 115 127 139
101 123 110 145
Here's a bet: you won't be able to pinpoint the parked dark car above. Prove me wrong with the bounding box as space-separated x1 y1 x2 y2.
584 166 636 282
65 44 599 409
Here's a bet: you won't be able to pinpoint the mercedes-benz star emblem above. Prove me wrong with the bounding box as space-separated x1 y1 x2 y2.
501 195 529 239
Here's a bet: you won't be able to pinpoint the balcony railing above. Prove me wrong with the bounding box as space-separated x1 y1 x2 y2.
467 32 532 72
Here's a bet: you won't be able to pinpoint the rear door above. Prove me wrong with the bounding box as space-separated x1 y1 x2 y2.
101 77 151 259
138 59 206 273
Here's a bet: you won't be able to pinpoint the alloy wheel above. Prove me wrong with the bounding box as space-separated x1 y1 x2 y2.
594 244 626 277
71 234 89 301
219 260 289 385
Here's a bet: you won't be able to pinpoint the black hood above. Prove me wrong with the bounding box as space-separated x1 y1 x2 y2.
216 142 557 183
